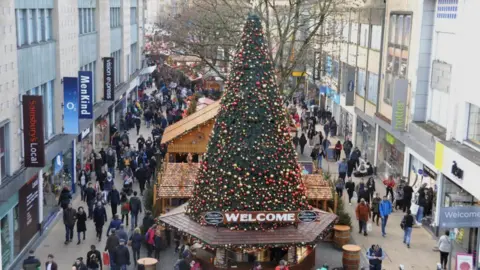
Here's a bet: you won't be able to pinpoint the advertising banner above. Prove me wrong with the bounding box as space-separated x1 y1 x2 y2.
78 71 93 119
439 206 480 228
391 79 408 131
63 77 79 134
103 57 115 101
18 175 39 249
22 95 45 167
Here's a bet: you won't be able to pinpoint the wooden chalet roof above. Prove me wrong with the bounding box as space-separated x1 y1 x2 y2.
161 100 221 144
157 163 199 198
160 203 337 247
302 174 332 200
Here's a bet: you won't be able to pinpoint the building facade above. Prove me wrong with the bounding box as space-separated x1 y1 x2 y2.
322 0 480 263
0 0 147 268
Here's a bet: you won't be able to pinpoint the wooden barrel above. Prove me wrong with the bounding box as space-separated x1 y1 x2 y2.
137 258 158 270
333 225 351 249
342 244 361 270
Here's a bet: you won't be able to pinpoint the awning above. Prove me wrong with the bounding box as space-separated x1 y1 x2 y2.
140 65 156 75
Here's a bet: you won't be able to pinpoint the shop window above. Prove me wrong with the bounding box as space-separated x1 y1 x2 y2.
359 24 369 47
370 25 382 50
350 23 358 44
367 72 379 104
467 103 480 145
13 205 19 256
357 68 366 97
332 60 339 81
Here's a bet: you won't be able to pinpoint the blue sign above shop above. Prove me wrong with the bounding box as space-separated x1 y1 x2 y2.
63 77 79 134
78 71 93 119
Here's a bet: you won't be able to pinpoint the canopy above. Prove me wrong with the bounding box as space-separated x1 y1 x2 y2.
140 65 156 75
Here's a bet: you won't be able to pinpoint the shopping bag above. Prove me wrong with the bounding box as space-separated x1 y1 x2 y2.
102 252 110 266
367 222 373 232
410 203 419 215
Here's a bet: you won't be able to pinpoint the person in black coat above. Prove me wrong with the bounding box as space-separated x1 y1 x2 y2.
345 179 355 204
403 184 414 213
58 186 72 209
135 164 148 195
84 182 97 219
114 239 131 268
366 177 376 202
110 186 121 217
86 245 102 270
292 134 299 150
76 206 87 245
93 202 108 241
299 133 307 155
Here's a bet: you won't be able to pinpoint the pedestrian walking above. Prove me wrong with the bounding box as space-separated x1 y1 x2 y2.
76 206 87 245
299 133 307 155
72 257 88 270
334 140 342 161
323 122 330 138
335 178 344 198
145 225 157 257
129 191 142 230
64 203 77 244
113 239 130 269
438 230 452 270
343 139 353 159
379 196 393 237
106 149 116 179
105 229 120 269
310 144 320 171
86 245 102 270
142 211 155 233
58 186 72 210
383 175 396 203
355 198 370 236
366 177 376 202
371 193 381 226
110 186 120 217
403 184 414 213
84 182 96 219
116 224 129 243
120 193 130 226
93 202 107 241
317 146 326 172
292 133 299 150
345 179 355 205
135 116 141 135
78 170 89 201
338 158 348 180
45 254 58 270
329 117 337 137
401 209 415 248
154 229 163 259
135 164 148 195
107 214 122 236
129 227 143 265
366 244 385 270
23 250 41 270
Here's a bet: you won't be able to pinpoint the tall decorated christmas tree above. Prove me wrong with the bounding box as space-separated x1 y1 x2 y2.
187 14 310 230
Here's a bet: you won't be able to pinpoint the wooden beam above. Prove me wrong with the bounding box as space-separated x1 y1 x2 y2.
322 200 327 211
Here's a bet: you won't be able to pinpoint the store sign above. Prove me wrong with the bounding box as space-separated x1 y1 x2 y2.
221 211 319 223
103 57 115 101
451 161 464 179
439 206 480 228
456 253 473 270
22 95 45 167
18 175 40 249
204 212 224 225
78 71 93 119
391 79 408 131
422 165 437 179
63 77 79 134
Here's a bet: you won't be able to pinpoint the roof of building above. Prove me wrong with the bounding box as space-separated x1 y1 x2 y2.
161 100 221 144
157 163 199 198
302 174 332 200
159 203 337 247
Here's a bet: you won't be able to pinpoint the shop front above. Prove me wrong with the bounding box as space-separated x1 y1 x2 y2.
42 147 75 229
407 148 439 234
338 106 354 140
434 141 480 266
0 193 19 269
377 127 405 178
95 116 110 151
355 117 376 163
77 126 94 172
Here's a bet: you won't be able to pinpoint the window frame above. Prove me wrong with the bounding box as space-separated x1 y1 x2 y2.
467 103 480 146
0 123 10 179
357 68 366 97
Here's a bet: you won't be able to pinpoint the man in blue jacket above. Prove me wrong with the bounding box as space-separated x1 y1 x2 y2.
367 244 385 270
107 214 122 236
338 158 348 180
379 196 393 237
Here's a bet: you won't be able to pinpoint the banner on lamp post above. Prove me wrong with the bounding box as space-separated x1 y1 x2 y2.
63 77 79 134
22 95 45 167
103 57 114 101
391 79 408 131
78 71 93 119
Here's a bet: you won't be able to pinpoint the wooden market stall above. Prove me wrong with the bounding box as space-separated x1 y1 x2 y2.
302 174 333 211
156 163 199 214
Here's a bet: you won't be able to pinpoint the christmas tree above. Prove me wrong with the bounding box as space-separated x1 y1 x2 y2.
187 14 310 230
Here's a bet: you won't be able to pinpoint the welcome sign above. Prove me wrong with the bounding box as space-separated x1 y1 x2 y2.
203 211 319 225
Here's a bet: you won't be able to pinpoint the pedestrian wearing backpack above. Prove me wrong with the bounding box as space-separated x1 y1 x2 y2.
401 209 415 248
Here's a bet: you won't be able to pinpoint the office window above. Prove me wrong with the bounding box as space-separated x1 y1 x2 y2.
367 72 379 104
16 8 52 46
332 60 339 81
384 14 412 104
79 8 96 34
0 124 9 179
359 24 369 47
45 9 52 40
357 68 366 97
467 103 480 146
342 21 349 41
350 23 358 44
27 9 34 44
16 9 27 46
130 7 137 25
111 50 122 85
110 8 121 28
371 25 381 50
130 43 138 73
